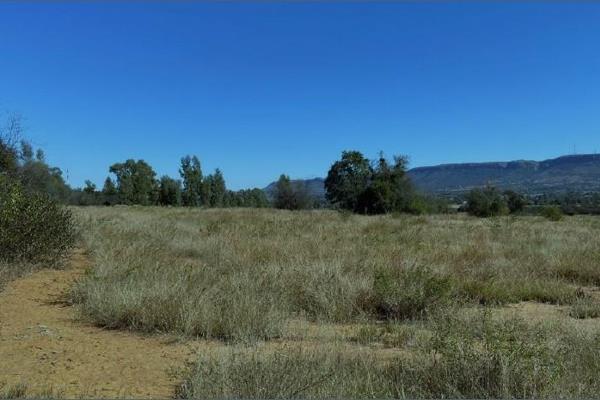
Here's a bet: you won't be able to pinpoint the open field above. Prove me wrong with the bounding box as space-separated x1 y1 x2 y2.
68 207 600 398
3 206 600 398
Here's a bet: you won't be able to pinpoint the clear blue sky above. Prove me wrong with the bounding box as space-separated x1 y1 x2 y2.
1 2 599 190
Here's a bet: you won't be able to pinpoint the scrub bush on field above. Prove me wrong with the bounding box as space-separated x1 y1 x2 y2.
541 205 563 221
370 265 453 320
0 176 75 265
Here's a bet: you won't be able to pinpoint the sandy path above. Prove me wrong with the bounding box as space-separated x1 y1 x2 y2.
0 250 204 398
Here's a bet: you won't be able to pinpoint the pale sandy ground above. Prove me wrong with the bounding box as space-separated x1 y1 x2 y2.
0 250 209 398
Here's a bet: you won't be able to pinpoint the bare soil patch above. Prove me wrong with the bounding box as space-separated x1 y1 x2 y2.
0 250 206 398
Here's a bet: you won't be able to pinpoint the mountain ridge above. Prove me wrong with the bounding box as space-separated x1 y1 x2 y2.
263 154 600 199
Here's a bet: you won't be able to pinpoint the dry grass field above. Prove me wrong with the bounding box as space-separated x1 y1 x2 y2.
3 206 600 398
53 206 600 398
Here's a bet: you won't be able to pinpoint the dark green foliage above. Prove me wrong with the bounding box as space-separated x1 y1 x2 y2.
465 186 509 217
274 174 294 209
411 195 452 214
101 177 118 205
18 159 71 202
179 155 203 206
208 168 226 207
370 265 452 320
325 151 417 214
325 151 372 211
158 176 182 206
83 180 96 194
541 205 563 221
0 176 75 265
1 113 71 203
356 155 414 214
109 159 158 205
273 174 315 210
224 189 270 208
504 190 527 213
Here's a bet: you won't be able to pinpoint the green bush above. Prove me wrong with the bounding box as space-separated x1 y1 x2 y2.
0 176 75 265
370 265 452 320
465 186 509 217
541 205 563 221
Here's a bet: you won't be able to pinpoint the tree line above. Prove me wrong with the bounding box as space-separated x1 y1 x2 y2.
74 156 269 208
4 112 599 217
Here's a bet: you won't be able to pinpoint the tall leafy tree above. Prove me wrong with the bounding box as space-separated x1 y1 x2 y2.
202 174 213 207
209 168 226 207
358 155 413 214
158 176 182 206
109 159 158 205
274 174 295 209
179 155 203 207
83 180 96 194
325 150 372 212
102 177 117 196
101 176 118 205
1 113 71 202
18 146 71 202
325 150 416 214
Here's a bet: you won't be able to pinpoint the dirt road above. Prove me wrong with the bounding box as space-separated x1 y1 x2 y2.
0 250 203 398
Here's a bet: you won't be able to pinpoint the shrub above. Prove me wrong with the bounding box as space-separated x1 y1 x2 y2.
504 190 527 213
465 186 509 217
0 177 75 265
541 205 563 221
370 265 452 320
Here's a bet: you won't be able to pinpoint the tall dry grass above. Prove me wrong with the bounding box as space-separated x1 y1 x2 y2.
71 207 600 397
72 207 600 340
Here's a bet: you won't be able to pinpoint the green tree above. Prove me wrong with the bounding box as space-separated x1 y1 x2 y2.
357 155 414 214
504 190 527 214
83 180 96 194
1 113 71 203
158 176 182 206
109 159 158 205
325 151 416 214
19 154 71 202
274 174 295 209
202 174 213 207
465 186 509 217
325 150 372 212
101 176 118 205
0 114 22 176
20 140 33 161
102 177 117 196
209 168 226 207
179 155 203 207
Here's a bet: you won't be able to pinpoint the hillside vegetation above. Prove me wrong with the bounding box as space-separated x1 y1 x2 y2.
71 207 600 398
269 154 600 200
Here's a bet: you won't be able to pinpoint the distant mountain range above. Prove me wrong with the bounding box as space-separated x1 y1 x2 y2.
264 154 600 199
